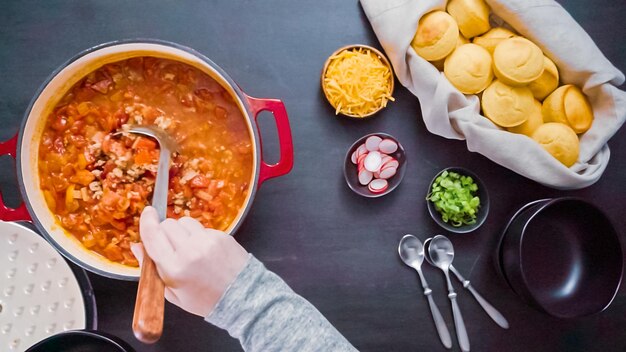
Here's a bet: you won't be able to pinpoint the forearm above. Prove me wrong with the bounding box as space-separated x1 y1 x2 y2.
206 255 357 352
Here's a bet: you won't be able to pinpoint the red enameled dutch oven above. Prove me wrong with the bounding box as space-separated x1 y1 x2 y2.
0 39 294 280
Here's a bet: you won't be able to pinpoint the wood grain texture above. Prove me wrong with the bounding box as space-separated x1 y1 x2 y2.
132 255 165 344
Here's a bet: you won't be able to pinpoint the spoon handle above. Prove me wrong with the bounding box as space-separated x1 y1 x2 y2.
426 293 453 349
417 269 452 349
444 272 470 352
132 254 165 343
450 266 509 329
450 293 470 352
132 151 170 343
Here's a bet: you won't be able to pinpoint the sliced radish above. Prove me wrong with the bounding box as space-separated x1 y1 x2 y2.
373 171 380 178
364 151 382 172
379 139 398 154
365 136 382 152
358 158 365 172
382 159 399 170
380 155 393 165
356 144 368 159
357 153 367 166
358 170 373 185
368 179 388 193
379 166 397 179
351 151 357 164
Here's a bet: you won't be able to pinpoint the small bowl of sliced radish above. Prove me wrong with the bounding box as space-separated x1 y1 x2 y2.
344 133 407 198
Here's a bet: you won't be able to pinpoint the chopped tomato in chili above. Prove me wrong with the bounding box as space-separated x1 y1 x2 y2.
38 57 253 266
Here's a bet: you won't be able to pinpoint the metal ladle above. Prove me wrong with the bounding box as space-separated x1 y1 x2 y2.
398 234 452 349
114 125 179 344
429 235 470 352
424 237 509 329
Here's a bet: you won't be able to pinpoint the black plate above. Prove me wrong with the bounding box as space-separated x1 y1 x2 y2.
499 198 623 318
495 199 550 285
26 330 135 352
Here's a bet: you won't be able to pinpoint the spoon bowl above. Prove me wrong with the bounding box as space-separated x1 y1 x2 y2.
113 125 180 153
428 235 455 270
398 234 425 269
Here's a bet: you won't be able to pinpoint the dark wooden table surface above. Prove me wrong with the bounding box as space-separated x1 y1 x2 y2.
2 1 626 351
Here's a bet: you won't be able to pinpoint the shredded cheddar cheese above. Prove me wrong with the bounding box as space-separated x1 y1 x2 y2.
323 47 394 117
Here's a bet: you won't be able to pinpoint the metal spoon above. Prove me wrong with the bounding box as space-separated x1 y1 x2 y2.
113 126 179 221
429 235 470 352
398 234 452 349
424 238 509 329
114 125 179 344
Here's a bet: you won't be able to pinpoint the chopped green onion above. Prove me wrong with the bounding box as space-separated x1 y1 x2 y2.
426 171 480 227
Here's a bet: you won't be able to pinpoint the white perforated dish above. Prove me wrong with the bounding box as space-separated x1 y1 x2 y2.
0 221 87 351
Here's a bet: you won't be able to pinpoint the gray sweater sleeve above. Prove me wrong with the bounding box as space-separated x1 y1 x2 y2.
205 255 357 352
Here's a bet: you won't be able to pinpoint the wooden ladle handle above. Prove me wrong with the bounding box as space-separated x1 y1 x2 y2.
132 253 165 344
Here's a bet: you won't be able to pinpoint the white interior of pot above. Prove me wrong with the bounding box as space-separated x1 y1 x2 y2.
20 42 258 280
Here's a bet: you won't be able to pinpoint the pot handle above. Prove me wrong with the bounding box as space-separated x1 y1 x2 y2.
0 133 31 221
245 95 294 186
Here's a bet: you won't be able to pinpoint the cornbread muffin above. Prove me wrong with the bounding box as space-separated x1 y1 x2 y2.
458 34 470 46
532 123 580 167
508 99 543 136
493 37 545 86
446 0 491 38
528 56 559 101
412 11 460 61
542 85 593 134
564 86 594 133
431 34 469 70
542 85 569 124
444 44 493 94
481 79 534 127
472 27 516 54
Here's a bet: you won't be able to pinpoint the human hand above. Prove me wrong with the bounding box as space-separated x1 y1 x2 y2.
131 206 249 317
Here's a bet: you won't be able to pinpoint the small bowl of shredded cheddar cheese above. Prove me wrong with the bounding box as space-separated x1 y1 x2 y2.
322 45 395 118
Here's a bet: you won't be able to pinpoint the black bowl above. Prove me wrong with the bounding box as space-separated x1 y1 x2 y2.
343 132 406 198
426 167 489 234
499 197 623 318
26 330 135 352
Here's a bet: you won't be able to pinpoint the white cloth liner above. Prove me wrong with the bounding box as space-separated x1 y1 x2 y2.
359 0 626 189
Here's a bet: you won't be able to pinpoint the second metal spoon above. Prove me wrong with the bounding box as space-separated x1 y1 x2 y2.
424 237 509 329
429 235 470 352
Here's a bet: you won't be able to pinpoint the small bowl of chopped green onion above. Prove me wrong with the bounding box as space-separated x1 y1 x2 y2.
426 167 489 234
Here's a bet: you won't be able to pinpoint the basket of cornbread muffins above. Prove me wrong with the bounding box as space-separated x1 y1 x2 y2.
360 0 626 189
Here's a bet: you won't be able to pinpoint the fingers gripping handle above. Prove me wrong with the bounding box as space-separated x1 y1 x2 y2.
0 133 31 221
